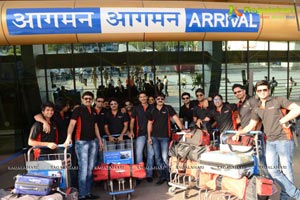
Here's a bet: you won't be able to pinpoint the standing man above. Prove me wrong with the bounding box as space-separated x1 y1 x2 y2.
104 99 129 143
64 91 104 200
233 80 300 200
231 84 260 130
94 96 107 165
147 93 184 185
179 92 197 129
129 91 154 183
163 75 169 96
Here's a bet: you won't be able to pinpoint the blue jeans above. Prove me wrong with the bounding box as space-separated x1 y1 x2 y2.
265 139 300 200
135 135 154 177
75 140 97 198
152 137 169 180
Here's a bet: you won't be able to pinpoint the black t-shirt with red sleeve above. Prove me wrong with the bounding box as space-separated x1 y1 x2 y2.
72 105 97 141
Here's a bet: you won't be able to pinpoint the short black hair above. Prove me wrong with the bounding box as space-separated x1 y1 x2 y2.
82 91 94 99
41 101 55 112
155 93 166 99
181 92 191 98
195 88 205 95
55 97 68 111
232 84 244 91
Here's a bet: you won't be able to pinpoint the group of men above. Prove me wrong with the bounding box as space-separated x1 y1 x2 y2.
28 79 300 200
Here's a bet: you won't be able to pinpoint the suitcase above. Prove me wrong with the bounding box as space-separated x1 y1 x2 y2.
1 193 63 200
14 174 60 196
199 151 255 179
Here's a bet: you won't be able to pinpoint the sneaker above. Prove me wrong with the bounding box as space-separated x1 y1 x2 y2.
146 177 153 183
86 194 99 199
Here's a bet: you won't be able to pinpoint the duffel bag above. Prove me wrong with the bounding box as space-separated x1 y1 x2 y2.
186 145 207 162
185 160 200 178
93 162 146 181
206 174 249 199
169 156 186 173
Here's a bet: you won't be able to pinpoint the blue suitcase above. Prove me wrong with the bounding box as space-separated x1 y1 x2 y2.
14 174 60 196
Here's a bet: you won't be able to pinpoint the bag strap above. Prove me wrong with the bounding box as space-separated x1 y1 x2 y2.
227 143 254 153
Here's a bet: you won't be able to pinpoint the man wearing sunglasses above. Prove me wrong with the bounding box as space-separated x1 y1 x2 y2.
179 92 197 129
147 93 184 185
64 91 104 200
232 84 260 131
233 80 300 200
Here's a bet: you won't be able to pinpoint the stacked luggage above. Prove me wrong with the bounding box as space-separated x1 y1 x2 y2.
168 127 214 199
197 130 277 200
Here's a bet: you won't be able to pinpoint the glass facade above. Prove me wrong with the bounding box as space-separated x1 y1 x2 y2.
1 41 300 152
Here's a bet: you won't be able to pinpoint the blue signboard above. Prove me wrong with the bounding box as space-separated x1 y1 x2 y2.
6 7 260 35
6 8 101 35
185 8 260 32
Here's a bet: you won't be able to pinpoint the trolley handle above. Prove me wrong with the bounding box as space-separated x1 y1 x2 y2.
224 130 262 136
27 144 72 162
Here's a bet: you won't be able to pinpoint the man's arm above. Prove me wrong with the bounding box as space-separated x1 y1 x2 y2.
147 121 153 144
28 127 57 149
233 119 258 141
172 115 184 130
95 123 104 150
104 124 115 143
280 102 300 124
34 113 50 133
64 119 76 147
128 118 135 138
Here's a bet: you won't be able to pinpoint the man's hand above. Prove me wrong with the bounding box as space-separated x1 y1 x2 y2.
108 136 116 143
148 137 152 145
63 138 72 148
47 142 57 149
117 135 124 143
127 131 134 138
43 122 51 133
99 140 104 151
232 134 240 142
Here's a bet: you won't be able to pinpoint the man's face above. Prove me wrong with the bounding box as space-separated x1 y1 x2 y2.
42 107 54 118
182 95 190 104
95 98 104 108
109 101 119 111
155 96 165 106
125 101 133 111
82 95 93 106
213 96 223 108
196 92 204 101
233 87 246 100
256 85 270 100
139 93 148 104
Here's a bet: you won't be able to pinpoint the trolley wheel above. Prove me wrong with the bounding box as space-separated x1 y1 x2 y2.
183 190 189 199
127 193 132 200
168 186 176 195
112 195 117 200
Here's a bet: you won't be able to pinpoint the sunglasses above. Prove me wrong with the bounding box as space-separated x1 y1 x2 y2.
196 94 203 97
83 97 92 101
234 90 242 95
213 98 222 102
182 97 190 100
110 103 118 106
156 97 165 101
97 100 104 103
256 89 268 93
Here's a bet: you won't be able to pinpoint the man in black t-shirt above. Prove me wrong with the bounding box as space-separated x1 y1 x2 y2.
28 101 58 160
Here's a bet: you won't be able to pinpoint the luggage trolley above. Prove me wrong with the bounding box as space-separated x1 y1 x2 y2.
99 134 135 200
168 127 218 199
25 144 72 189
197 130 263 199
